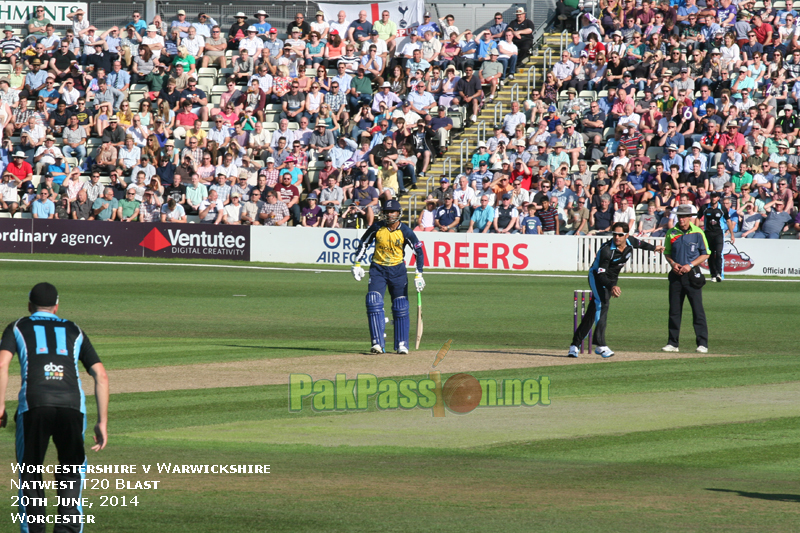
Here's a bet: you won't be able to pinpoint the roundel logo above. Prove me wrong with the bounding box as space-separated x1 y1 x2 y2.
323 230 341 249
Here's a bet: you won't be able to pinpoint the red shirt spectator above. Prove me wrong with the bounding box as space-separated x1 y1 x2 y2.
718 130 745 151
753 20 773 45
6 154 33 183
175 106 199 128
274 177 300 205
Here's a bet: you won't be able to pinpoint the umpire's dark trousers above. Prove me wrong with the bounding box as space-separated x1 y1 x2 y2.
667 271 708 348
15 407 86 533
705 231 724 278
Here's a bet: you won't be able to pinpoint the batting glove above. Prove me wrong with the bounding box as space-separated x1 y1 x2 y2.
352 263 365 281
0 409 7 428
414 273 425 292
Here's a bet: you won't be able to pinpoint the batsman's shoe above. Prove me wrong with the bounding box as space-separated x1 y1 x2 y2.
696 346 708 353
397 342 409 355
567 345 579 358
661 344 679 352
371 344 385 354
595 346 614 358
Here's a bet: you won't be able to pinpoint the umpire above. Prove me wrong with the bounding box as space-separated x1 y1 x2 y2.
663 206 711 353
698 191 733 283
0 282 109 533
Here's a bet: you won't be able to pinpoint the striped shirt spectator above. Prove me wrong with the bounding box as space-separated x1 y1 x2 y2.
325 90 346 113
260 168 280 188
210 182 231 203
181 147 205 167
0 35 21 57
139 199 161 222
537 205 559 233
259 199 289 225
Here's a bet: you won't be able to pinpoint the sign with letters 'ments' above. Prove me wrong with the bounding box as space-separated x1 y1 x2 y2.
0 2 88 26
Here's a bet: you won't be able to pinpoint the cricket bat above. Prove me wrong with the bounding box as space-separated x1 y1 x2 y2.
415 292 423 350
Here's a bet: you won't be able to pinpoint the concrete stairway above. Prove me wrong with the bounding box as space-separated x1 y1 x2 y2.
398 31 563 224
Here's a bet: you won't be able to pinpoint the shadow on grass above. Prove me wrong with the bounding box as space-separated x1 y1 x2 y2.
707 488 800 503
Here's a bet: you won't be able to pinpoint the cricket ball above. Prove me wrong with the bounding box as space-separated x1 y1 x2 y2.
442 373 482 414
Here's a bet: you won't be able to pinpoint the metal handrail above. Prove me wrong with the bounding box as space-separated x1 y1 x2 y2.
542 48 553 88
526 65 537 93
410 195 417 225
476 121 487 143
442 156 453 179
493 101 503 124
459 138 469 170
510 83 520 103
559 29 569 56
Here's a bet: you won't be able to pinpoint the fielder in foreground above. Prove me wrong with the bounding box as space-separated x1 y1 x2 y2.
569 222 664 358
352 199 426 354
0 283 109 532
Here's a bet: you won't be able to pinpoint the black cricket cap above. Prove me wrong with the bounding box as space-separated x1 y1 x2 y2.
29 282 58 307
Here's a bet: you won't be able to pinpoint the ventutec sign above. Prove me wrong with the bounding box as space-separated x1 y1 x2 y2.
0 219 250 261
139 227 248 258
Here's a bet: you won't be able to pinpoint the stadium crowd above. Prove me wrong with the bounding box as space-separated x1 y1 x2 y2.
0 5 538 227
434 0 800 237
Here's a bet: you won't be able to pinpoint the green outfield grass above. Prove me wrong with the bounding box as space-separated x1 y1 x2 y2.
1 255 798 532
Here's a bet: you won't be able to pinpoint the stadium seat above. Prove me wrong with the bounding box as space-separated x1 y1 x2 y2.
646 147 664 159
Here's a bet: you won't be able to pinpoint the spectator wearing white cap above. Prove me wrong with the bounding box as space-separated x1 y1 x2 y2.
684 142 708 173
662 144 684 171
239 26 264 56
371 82 401 114
171 10 191 39
508 7 535 64
562 121 585 166
141 24 165 53
471 141 490 168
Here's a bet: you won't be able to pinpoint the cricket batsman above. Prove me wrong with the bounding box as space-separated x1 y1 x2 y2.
569 222 664 358
352 200 425 354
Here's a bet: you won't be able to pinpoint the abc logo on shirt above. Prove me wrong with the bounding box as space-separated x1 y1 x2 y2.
44 363 64 380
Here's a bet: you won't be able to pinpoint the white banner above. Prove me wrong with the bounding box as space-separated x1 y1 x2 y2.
317 0 426 37
699 238 800 277
250 227 579 271
0 2 88 26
